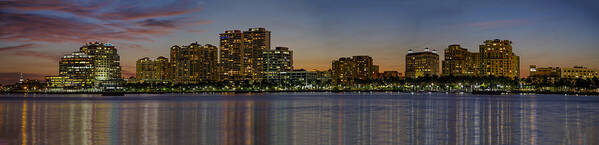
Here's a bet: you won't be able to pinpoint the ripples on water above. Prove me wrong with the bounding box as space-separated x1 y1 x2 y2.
0 93 598 145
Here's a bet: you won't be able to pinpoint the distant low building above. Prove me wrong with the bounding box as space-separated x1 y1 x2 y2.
561 66 598 79
382 71 401 79
529 65 561 78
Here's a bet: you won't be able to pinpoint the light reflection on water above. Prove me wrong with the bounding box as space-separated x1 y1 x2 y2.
0 93 598 145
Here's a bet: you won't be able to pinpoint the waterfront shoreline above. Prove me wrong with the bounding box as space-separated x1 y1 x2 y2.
1 90 598 98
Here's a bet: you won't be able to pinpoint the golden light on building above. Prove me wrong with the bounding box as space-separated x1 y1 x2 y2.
441 39 520 78
46 51 94 90
79 42 122 90
332 55 378 84
442 45 479 76
170 43 219 83
561 66 599 79
219 30 244 81
219 28 271 81
479 39 519 78
332 57 356 84
352 56 375 80
405 48 439 78
263 47 293 82
135 56 171 83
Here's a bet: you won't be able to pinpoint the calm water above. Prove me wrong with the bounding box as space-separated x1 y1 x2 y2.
0 93 598 145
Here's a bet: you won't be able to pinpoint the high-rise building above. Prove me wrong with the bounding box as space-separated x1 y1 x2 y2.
352 56 374 80
332 56 378 84
405 48 440 78
263 47 293 82
136 57 154 82
561 66 598 79
332 57 357 84
219 30 244 80
219 28 271 81
154 56 170 81
442 45 479 76
479 39 520 78
135 56 171 83
170 43 219 83
79 42 122 90
46 51 95 90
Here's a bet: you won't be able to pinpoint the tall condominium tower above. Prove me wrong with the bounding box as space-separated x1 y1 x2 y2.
332 57 357 84
153 56 170 81
219 30 244 81
405 48 440 78
219 28 271 81
136 57 154 82
170 43 219 83
331 55 378 84
79 42 122 90
135 56 170 83
352 56 374 80
479 39 520 78
442 45 480 76
263 47 293 82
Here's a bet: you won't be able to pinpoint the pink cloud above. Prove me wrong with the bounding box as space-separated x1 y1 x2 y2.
0 0 209 45
0 43 35 51
12 50 61 62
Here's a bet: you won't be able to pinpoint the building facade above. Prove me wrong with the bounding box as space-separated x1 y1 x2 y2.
219 30 244 80
219 28 271 81
479 39 520 78
244 28 271 80
136 57 154 82
529 65 561 78
405 48 440 78
331 56 378 84
441 39 520 78
353 56 374 80
442 45 479 76
263 47 293 82
332 57 357 84
561 66 598 79
170 43 219 83
79 42 122 90
135 56 170 83
46 51 95 90
153 57 170 81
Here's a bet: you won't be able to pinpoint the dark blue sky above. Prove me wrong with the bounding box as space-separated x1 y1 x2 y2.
1 0 598 83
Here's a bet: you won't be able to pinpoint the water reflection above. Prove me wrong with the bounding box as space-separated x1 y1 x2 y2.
0 93 598 145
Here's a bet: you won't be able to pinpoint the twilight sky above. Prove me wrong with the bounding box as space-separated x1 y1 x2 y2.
1 0 598 84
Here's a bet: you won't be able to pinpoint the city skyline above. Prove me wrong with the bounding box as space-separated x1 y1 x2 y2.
2 0 599 84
